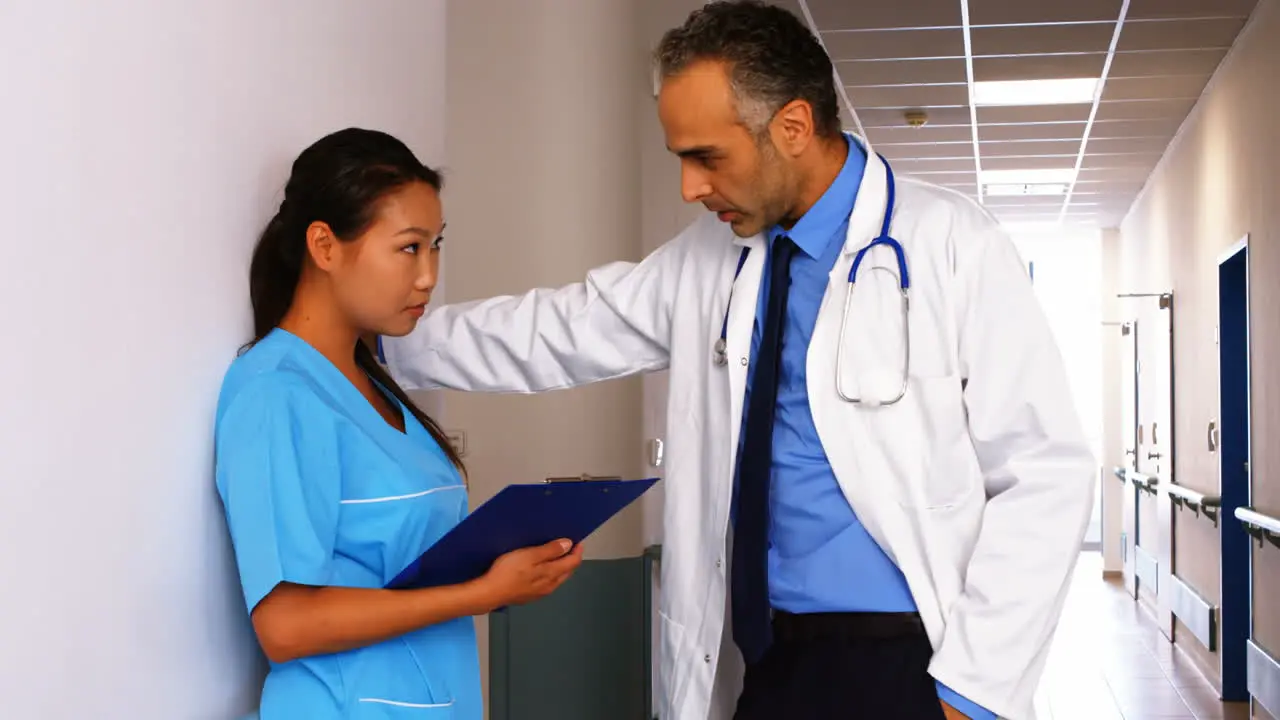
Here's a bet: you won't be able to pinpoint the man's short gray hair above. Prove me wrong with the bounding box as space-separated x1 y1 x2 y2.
654 0 842 139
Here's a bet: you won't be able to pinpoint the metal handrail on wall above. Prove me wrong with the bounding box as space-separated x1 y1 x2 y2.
1129 471 1159 496
1235 507 1280 548
1165 483 1222 526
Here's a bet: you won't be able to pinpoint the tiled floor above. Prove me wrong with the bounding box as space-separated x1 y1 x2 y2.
1032 552 1253 720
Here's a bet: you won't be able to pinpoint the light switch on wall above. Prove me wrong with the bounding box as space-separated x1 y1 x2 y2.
647 438 664 468
445 430 468 458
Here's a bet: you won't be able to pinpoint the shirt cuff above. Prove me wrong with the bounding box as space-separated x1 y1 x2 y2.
935 680 996 720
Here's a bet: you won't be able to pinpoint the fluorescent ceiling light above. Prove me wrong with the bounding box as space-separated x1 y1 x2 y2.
979 168 1078 185
985 183 1069 197
972 78 1100 106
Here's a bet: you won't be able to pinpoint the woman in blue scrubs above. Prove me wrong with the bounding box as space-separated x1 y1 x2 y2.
214 127 584 719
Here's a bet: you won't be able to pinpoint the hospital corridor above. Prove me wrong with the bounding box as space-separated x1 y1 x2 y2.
3 0 1280 718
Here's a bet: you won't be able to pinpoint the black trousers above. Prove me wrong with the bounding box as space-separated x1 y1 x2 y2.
732 611 950 720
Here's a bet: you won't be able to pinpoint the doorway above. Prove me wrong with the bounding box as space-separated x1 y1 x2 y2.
1217 235 1251 702
1119 320 1140 599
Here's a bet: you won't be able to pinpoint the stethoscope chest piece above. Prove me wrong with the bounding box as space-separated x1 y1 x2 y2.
712 337 728 366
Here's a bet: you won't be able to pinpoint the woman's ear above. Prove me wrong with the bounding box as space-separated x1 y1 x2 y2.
305 221 340 270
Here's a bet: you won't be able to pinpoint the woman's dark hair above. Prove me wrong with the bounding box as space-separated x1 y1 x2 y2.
247 127 464 472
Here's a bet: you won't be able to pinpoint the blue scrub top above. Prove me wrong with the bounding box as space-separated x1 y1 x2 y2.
215 328 482 720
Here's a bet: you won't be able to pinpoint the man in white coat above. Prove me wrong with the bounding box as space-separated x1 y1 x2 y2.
380 2 1095 718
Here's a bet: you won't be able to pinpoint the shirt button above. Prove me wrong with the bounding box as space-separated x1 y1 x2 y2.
740 357 748 366
704 654 712 663
716 558 722 568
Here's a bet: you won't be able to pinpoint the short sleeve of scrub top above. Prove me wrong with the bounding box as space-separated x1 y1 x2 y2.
216 375 341 612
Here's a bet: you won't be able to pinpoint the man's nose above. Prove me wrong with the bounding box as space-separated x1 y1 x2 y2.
681 164 711 203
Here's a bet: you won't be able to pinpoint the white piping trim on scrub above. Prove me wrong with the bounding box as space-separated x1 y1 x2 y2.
340 484 466 505
357 698 455 709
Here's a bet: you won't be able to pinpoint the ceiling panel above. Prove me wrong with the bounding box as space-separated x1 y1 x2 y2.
1071 181 1146 195
1087 117 1184 137
806 0 962 30
1077 166 1153 182
968 0 1122 26
896 171 978 185
839 58 969 85
982 155 1078 171
878 142 977 159
1087 136 1176 153
978 104 1093 124
889 157 977 173
1094 98 1197 120
983 195 1071 207
980 139 1083 156
822 29 966 61
1108 48 1229 77
1117 18 1248 52
970 23 1115 56
1126 0 1258 20
979 122 1087 141
1080 152 1162 169
775 0 1259 228
1101 74 1211 101
859 106 973 127
852 83 970 108
972 53 1108 82
866 125 975 143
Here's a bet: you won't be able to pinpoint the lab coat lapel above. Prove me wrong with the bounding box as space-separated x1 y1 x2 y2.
724 232 765 466
807 147 899 556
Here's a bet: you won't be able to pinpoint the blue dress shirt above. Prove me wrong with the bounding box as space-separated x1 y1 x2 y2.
735 137 993 720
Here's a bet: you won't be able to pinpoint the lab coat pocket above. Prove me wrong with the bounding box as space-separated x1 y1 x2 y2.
657 611 688 708
891 375 978 509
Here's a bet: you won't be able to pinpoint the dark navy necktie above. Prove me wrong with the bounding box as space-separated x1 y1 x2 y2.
732 235 796 666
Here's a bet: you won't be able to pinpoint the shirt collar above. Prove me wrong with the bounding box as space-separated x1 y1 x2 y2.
768 134 866 259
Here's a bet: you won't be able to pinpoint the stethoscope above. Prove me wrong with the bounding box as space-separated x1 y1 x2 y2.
712 153 910 407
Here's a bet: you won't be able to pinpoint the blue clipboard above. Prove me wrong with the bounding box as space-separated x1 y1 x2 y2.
386 477 660 590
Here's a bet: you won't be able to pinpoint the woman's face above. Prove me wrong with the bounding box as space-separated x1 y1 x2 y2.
312 181 445 338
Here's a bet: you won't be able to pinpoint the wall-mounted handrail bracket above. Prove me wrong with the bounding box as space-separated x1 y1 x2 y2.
1117 290 1174 311
1166 483 1222 527
1234 507 1280 549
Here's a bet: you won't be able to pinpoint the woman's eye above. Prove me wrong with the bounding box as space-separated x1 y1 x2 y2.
401 242 420 255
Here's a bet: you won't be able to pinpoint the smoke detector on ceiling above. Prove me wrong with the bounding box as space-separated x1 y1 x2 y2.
903 109 929 128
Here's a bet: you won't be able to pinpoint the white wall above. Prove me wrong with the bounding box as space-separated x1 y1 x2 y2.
0 2 446 716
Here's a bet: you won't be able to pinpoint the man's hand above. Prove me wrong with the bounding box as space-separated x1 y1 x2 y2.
940 700 969 720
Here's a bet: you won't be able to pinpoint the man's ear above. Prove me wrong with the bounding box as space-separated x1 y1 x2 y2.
772 99 817 158
305 221 340 271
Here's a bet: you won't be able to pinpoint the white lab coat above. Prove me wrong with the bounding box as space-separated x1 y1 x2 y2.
381 147 1095 720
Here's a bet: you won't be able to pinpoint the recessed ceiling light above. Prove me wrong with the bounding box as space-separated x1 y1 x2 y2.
972 78 1100 106
985 183 1069 197
980 168 1078 185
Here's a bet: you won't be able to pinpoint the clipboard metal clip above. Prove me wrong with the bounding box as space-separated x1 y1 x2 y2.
544 474 623 483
